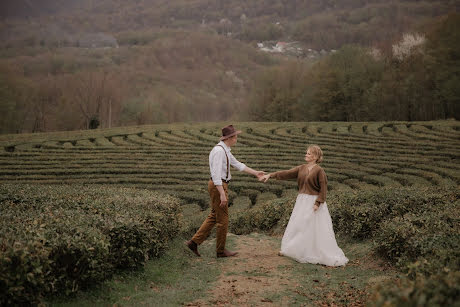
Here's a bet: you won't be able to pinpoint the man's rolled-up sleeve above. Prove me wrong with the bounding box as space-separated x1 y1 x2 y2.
229 152 246 171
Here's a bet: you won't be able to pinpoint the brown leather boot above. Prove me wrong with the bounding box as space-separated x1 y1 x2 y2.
185 240 201 257
217 249 238 258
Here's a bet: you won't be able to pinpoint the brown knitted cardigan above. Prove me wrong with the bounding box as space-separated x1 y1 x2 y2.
270 164 327 205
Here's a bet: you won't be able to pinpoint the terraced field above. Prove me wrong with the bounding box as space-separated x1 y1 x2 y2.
0 121 458 208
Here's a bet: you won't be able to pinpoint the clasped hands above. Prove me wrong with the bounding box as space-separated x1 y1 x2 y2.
259 173 270 183
256 171 270 182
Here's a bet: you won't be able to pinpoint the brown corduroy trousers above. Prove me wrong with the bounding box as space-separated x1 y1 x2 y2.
191 180 229 254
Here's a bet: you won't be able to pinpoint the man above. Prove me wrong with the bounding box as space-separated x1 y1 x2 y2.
186 125 264 257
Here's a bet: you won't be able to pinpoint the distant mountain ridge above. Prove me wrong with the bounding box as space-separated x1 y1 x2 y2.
1 0 458 49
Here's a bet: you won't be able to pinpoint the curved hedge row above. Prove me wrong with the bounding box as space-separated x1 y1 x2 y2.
0 184 181 306
1 121 458 208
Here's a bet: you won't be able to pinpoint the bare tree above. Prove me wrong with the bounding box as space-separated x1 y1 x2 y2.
31 76 61 132
68 71 122 129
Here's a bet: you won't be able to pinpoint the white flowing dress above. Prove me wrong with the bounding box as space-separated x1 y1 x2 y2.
280 193 348 266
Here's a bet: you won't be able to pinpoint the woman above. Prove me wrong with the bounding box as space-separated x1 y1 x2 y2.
260 145 348 266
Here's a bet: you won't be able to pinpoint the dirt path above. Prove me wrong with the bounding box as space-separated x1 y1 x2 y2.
187 233 296 306
184 233 395 307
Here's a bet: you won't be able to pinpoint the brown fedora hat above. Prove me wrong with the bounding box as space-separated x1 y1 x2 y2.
220 125 242 140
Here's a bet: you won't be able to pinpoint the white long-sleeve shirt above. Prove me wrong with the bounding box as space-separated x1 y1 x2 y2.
209 141 246 186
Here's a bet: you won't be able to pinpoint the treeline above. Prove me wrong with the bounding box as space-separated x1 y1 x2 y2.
248 14 460 122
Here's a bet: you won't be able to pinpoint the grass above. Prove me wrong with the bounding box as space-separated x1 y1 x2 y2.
48 235 238 306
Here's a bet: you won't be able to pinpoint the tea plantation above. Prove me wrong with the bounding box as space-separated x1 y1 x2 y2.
0 121 459 305
1 121 458 204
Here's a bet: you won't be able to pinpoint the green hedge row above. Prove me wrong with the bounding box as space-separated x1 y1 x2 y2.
371 269 460 307
328 186 459 273
328 186 458 240
366 189 460 306
0 184 181 306
229 194 295 236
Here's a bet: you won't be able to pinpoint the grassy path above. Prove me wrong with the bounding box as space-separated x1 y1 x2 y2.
187 234 295 306
49 233 396 306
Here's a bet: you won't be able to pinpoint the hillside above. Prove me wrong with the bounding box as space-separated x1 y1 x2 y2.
0 29 276 132
0 1 459 134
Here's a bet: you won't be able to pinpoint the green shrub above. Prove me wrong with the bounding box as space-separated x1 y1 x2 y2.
0 184 181 305
371 270 460 307
0 240 50 306
238 189 261 206
229 210 254 235
229 195 295 235
373 215 421 262
108 223 149 269
329 187 459 239
330 195 388 239
251 198 290 231
47 229 112 295
231 196 251 210
180 203 208 236
374 206 460 269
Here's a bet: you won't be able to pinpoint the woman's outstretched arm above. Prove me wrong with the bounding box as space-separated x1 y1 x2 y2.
260 166 301 183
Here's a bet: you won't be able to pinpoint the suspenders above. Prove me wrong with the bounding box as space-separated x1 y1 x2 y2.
217 145 229 182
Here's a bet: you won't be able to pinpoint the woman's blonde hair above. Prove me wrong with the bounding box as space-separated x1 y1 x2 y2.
307 145 323 163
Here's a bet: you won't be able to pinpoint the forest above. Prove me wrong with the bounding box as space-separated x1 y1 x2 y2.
0 0 459 133
249 15 460 122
